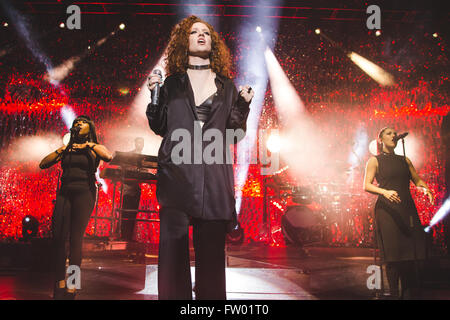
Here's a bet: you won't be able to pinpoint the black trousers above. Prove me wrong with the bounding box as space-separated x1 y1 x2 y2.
52 187 95 281
158 207 227 300
121 194 141 241
386 261 423 299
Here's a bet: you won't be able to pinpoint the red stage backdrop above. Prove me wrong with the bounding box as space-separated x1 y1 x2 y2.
0 16 448 250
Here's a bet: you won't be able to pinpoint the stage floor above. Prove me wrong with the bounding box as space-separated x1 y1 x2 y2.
1 242 450 300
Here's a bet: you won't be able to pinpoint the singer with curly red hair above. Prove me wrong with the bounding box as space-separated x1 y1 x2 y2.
146 15 254 300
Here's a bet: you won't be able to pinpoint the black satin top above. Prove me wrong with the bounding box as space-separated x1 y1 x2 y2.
196 92 216 123
146 73 251 228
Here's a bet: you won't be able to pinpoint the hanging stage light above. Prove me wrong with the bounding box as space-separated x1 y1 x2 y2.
22 215 39 241
266 131 283 153
226 222 245 245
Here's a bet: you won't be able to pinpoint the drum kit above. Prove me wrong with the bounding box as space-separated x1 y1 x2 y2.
266 172 372 247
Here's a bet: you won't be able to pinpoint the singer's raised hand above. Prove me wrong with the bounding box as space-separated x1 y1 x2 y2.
238 85 254 103
147 75 163 92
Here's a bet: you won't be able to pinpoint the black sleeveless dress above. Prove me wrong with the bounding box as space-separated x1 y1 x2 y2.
59 139 98 195
374 153 427 262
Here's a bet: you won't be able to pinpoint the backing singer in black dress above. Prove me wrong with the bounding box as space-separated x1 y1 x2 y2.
364 127 434 299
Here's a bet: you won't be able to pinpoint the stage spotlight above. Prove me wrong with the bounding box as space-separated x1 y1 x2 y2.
266 131 282 153
433 33 438 38
348 52 395 86
119 23 126 30
22 215 39 241
425 197 450 233
3 22 8 27
348 125 368 170
61 105 77 130
375 30 381 36
369 140 378 156
63 132 71 146
256 26 262 33
315 28 321 35
59 22 65 28
233 2 279 216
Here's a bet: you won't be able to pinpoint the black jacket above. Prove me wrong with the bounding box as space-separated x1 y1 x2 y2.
146 72 250 226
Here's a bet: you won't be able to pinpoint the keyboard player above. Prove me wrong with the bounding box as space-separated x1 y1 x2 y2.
121 137 144 241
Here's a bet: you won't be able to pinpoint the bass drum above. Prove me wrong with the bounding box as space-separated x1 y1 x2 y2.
281 205 323 246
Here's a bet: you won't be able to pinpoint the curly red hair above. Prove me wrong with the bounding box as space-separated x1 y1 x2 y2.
165 16 232 78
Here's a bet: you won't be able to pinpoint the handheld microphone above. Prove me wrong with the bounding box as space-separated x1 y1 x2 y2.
151 69 162 107
70 126 81 135
393 132 408 142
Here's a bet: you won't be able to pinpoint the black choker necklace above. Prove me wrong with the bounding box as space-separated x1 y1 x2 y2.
73 136 88 144
187 64 211 70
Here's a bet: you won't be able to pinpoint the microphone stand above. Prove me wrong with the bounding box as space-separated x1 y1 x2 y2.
401 137 421 297
401 138 406 160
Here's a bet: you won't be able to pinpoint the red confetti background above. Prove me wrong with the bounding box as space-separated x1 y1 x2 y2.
0 16 448 251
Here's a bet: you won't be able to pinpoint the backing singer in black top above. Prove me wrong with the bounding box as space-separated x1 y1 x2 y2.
146 16 254 300
40 115 113 299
